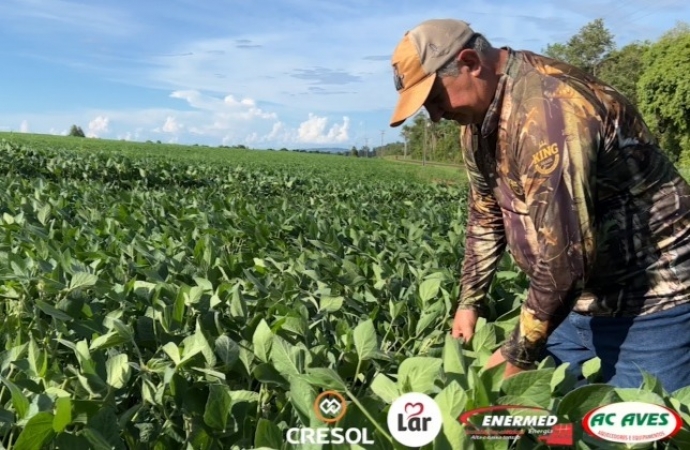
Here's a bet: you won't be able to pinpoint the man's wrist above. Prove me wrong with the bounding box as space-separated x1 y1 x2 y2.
456 300 487 315
499 344 538 370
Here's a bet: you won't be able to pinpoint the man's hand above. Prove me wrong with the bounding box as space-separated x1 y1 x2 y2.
485 347 531 379
452 308 479 342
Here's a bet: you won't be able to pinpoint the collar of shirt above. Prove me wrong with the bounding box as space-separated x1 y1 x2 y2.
479 46 520 138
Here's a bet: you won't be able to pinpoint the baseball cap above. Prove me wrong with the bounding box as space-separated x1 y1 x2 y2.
389 19 476 127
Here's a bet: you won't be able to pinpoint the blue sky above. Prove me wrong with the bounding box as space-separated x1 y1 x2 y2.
1 0 688 149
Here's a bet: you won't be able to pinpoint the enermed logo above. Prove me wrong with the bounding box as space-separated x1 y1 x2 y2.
387 392 443 447
459 405 573 446
583 401 683 444
286 390 375 445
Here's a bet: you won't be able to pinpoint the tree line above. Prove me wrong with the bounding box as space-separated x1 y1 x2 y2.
375 19 690 166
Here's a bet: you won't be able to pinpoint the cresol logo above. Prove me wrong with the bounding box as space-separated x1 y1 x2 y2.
583 401 683 444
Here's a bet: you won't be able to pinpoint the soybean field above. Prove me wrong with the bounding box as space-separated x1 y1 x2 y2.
0 133 688 450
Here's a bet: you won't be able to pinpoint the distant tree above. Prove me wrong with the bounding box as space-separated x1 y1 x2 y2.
543 18 615 76
68 125 85 137
350 146 359 157
638 22 690 164
597 41 651 107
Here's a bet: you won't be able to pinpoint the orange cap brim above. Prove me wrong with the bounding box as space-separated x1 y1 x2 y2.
389 73 436 127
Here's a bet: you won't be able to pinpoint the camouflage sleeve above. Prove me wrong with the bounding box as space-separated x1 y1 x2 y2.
500 84 599 369
457 128 506 315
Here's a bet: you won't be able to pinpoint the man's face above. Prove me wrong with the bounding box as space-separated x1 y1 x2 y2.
423 53 494 125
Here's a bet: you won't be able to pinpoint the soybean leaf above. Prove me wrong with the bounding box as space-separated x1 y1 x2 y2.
14 412 55 450
255 418 283 449
252 319 273 364
397 357 442 394
353 319 377 361
370 374 400 404
53 397 72 433
204 384 232 431
419 278 441 302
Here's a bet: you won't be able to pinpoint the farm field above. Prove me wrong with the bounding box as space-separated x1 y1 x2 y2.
0 132 688 450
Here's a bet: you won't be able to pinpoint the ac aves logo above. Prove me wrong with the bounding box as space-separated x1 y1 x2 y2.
583 401 682 444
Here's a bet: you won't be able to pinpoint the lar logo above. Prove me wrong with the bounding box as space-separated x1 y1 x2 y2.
387 392 443 447
286 390 374 445
583 401 683 444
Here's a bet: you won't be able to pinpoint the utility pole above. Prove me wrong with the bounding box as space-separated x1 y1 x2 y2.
403 131 408 159
380 130 384 157
422 122 424 166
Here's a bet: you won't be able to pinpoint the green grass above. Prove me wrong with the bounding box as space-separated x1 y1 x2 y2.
0 132 467 186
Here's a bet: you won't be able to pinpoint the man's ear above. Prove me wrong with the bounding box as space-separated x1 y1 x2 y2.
457 49 482 75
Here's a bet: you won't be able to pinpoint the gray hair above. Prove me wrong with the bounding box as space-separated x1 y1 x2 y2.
437 34 493 78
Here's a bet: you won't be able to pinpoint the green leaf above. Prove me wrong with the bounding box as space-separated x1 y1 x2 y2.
640 370 666 397
203 384 232 431
443 334 467 376
434 381 467 419
252 319 273 363
255 418 283 449
289 377 317 426
550 362 577 395
397 356 442 394
82 428 116 450
435 382 469 450
557 384 618 421
0 376 30 419
14 412 56 450
85 406 125 450
479 361 506 394
320 296 344 312
28 337 47 379
214 335 239 369
302 367 347 391
419 278 441 302
370 374 400 404
53 397 72 433
35 300 73 322
469 367 492 407
672 385 690 407
106 354 131 390
162 342 181 366
269 335 300 378
500 369 554 409
614 387 665 405
471 323 497 353
253 364 289 388
68 272 98 291
582 357 601 382
353 319 377 361
415 301 444 336
90 330 129 351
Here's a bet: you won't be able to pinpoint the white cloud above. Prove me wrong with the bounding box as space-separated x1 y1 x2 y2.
87 115 110 137
155 116 182 134
297 114 350 144
20 120 30 133
0 0 141 37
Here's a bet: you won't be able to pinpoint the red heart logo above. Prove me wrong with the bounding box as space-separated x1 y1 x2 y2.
404 402 424 418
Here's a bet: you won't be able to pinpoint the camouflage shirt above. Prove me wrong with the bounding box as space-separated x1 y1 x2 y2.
458 47 690 369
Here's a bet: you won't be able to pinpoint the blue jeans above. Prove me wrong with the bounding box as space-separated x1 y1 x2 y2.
541 302 690 393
